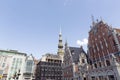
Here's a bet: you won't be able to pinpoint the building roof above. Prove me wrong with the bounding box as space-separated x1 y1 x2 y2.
114 28 120 33
34 59 39 64
45 53 60 58
0 49 27 56
89 20 103 32
41 53 61 61
69 46 86 64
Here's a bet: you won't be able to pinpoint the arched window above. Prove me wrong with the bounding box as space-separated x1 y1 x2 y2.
94 63 97 68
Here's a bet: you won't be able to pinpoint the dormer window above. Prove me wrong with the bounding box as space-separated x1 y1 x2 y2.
71 50 74 55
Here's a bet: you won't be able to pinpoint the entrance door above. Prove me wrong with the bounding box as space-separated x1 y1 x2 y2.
108 75 115 80
84 77 86 80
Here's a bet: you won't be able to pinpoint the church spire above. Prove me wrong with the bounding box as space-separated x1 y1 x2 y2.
58 28 63 49
58 28 64 62
59 27 61 35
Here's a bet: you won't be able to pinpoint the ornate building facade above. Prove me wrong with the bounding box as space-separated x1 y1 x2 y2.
78 50 89 80
87 19 120 80
35 29 64 80
63 41 87 80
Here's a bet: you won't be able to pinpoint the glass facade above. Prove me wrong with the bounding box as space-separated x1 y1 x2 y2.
0 70 3 75
26 60 34 73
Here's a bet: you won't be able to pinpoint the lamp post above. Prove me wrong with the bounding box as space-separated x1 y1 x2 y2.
13 69 21 80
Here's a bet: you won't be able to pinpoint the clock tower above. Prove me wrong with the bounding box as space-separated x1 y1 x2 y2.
57 28 64 62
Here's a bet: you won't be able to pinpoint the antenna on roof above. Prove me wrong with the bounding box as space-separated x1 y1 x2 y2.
59 26 62 35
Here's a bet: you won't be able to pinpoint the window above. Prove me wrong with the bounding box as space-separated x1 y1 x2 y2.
103 32 105 35
20 59 22 64
0 70 3 75
96 43 99 51
82 59 85 63
93 45 96 53
4 57 7 62
26 60 34 73
91 77 95 80
2 63 5 68
94 49 96 53
93 27 97 35
71 50 74 53
107 50 109 54
108 75 115 80
94 63 97 68
95 38 97 41
100 41 103 49
104 38 108 48
98 35 101 38
106 60 110 66
13 58 16 63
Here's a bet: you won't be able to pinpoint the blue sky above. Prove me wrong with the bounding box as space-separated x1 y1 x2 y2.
0 0 120 59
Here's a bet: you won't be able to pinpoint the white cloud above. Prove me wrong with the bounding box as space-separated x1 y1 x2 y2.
76 38 88 46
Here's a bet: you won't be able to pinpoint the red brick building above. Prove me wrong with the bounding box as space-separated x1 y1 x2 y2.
88 19 120 80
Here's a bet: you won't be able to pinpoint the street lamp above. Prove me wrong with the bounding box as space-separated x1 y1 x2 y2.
13 69 21 80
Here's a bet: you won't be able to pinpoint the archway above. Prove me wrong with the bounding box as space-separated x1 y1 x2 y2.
106 70 116 80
